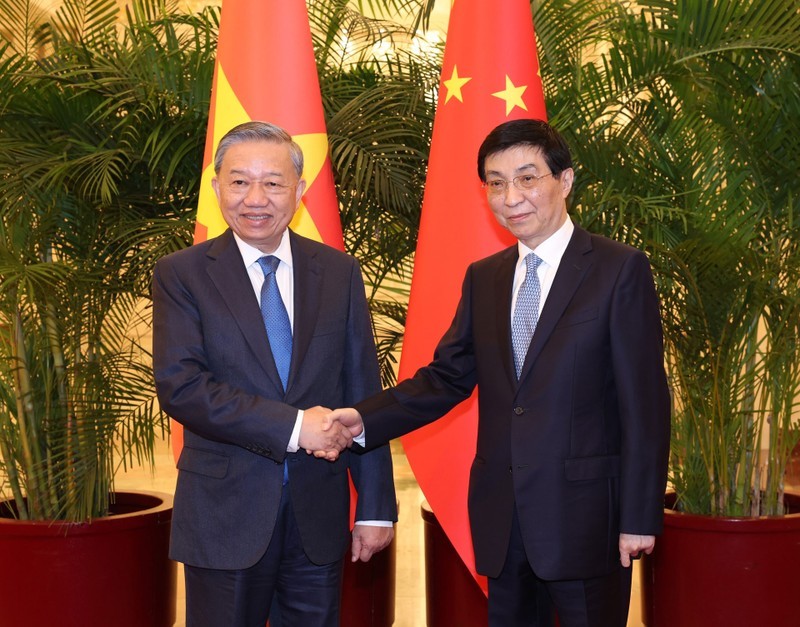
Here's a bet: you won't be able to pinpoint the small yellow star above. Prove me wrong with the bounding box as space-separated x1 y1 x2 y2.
492 76 528 115
443 65 472 104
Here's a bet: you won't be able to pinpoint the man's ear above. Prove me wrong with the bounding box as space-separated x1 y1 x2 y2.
294 178 307 206
560 168 575 197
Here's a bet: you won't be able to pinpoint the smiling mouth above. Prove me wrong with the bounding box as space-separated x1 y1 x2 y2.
243 214 273 221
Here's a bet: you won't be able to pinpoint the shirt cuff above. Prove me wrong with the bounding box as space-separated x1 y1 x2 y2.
354 520 394 527
354 428 366 447
287 409 303 453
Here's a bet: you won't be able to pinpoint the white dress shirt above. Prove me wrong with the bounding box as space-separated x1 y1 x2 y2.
511 216 575 322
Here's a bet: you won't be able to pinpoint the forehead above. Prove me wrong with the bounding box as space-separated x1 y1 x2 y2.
219 140 293 173
485 145 547 174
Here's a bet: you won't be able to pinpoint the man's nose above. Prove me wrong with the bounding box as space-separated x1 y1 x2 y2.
244 183 269 205
504 182 526 204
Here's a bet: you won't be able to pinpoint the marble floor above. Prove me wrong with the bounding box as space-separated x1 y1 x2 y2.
115 436 647 627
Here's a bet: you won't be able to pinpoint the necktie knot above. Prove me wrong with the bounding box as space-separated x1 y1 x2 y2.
258 255 280 276
526 252 543 274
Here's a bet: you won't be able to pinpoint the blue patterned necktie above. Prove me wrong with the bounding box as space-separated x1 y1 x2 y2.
511 253 543 379
257 255 292 392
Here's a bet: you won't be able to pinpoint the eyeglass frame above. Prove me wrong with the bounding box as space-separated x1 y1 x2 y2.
481 172 557 196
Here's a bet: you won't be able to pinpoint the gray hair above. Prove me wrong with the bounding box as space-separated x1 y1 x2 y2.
213 121 304 178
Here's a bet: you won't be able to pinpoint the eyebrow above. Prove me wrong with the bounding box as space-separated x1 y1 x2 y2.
485 163 538 177
227 168 286 179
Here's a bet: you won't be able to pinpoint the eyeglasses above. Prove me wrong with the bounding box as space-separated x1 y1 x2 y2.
482 172 555 196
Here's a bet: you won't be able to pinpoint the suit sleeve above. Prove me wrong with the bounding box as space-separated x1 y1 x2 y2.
343 260 398 522
355 265 479 449
152 256 297 462
611 251 671 534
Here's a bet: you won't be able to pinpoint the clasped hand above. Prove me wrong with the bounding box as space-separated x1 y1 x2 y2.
298 407 364 461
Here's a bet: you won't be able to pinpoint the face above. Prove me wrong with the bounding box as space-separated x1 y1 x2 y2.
212 140 306 253
483 145 573 250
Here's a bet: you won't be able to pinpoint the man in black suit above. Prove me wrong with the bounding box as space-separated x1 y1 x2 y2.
152 121 397 627
326 119 670 627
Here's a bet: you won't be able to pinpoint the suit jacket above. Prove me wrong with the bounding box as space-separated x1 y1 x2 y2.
152 229 397 570
356 224 670 580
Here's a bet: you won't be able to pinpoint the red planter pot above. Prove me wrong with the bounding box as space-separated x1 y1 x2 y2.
0 491 176 627
421 501 488 627
640 493 800 627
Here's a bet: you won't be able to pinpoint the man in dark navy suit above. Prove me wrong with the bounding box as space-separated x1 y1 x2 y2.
327 119 670 627
153 121 396 627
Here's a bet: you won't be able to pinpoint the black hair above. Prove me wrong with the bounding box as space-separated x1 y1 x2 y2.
477 119 572 182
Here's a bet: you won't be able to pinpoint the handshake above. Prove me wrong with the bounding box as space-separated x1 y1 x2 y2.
298 407 365 461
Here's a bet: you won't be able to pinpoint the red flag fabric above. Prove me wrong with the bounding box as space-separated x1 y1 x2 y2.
399 0 547 593
174 0 343 459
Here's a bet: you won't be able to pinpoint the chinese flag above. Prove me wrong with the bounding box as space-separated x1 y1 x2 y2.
399 0 547 592
173 0 342 459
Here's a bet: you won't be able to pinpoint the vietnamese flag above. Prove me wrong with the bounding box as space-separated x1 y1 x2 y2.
399 0 547 592
173 0 343 459
193 0 341 247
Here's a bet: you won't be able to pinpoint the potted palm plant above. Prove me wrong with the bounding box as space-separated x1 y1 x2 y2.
2 0 437 624
534 0 800 624
0 0 211 624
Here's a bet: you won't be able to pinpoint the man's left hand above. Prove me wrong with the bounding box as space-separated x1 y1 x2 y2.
351 524 394 563
619 533 656 567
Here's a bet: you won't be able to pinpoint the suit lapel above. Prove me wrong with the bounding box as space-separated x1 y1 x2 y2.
287 231 322 394
518 225 594 382
205 230 285 392
493 247 519 385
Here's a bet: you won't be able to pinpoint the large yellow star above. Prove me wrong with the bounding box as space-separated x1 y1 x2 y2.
443 65 472 104
492 76 528 115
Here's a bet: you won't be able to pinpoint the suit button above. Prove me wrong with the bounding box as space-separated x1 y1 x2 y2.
508 466 513 473
513 406 524 415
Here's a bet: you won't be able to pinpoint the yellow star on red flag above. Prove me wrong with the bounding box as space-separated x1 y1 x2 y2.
443 65 472 104
492 75 529 115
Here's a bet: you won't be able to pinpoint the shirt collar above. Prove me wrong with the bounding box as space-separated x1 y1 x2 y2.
516 216 574 269
233 229 294 271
